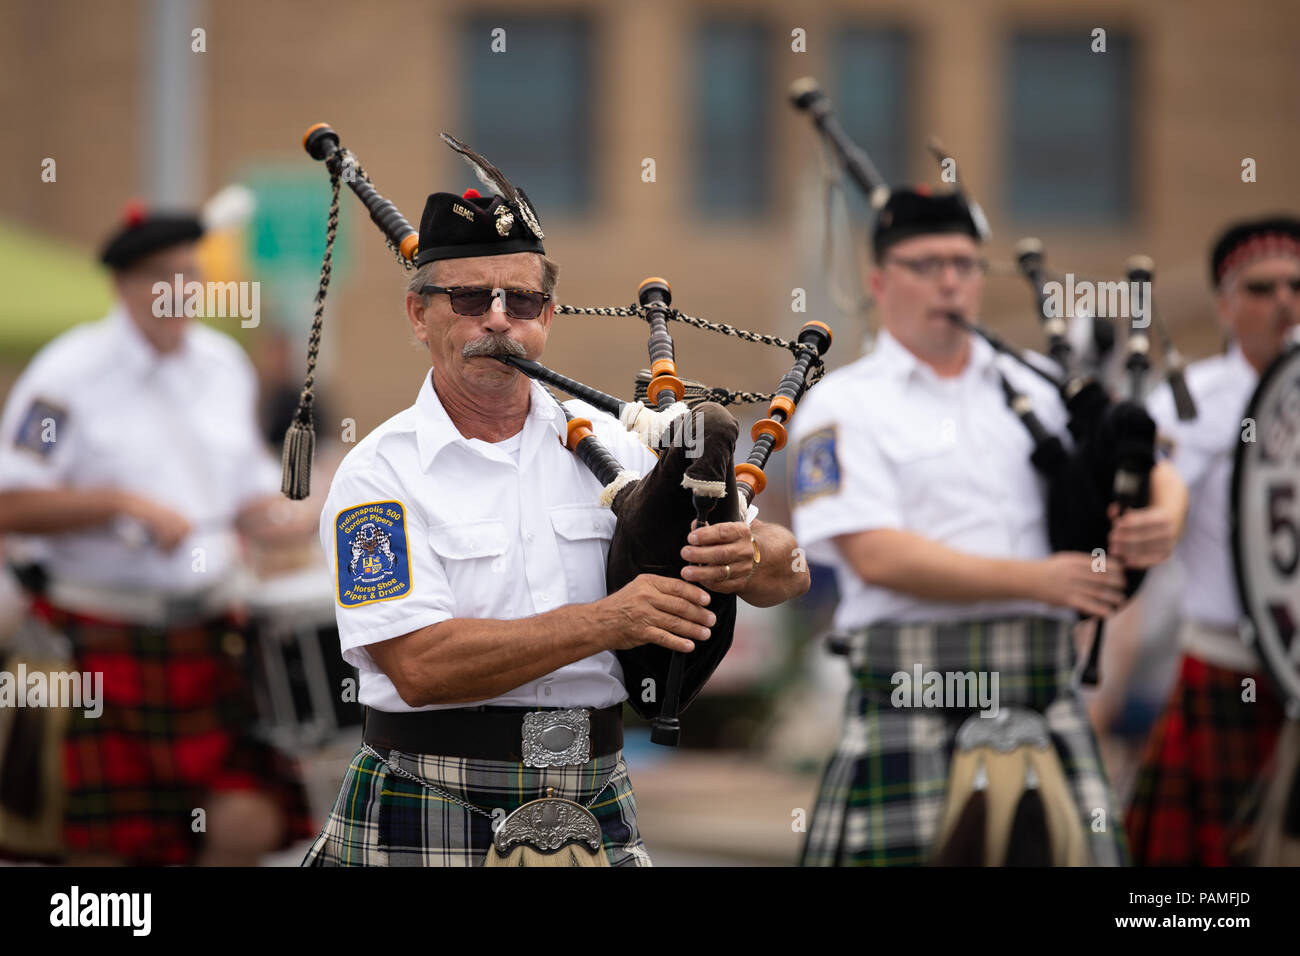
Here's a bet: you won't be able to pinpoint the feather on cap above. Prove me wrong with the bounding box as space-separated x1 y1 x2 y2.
440 132 544 240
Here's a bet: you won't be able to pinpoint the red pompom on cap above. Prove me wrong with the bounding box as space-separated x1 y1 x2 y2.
462 188 481 200
122 199 148 227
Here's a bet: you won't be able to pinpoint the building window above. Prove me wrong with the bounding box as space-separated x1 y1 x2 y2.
832 27 912 190
462 15 593 215
694 20 771 217
1005 32 1134 223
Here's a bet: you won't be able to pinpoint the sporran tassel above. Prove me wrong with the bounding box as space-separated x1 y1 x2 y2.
935 757 988 866
1004 758 1052 866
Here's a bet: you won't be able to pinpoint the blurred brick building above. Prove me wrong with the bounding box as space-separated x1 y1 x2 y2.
4 0 1298 530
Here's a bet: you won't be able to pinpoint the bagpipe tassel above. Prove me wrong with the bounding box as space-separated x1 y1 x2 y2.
280 409 316 501
281 161 341 501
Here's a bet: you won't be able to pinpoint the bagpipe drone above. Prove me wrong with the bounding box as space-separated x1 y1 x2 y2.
790 77 1198 686
281 123 832 747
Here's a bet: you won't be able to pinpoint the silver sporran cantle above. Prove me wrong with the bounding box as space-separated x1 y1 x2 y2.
481 788 609 867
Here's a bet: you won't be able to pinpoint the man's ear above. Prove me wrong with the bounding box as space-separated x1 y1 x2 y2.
406 291 429 345
1213 288 1235 337
868 265 885 301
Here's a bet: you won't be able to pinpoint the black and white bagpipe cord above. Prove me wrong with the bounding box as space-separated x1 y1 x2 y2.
280 151 829 498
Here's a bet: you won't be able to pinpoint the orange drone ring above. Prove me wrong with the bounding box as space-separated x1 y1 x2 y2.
648 374 685 403
735 462 766 497
767 395 796 422
801 319 833 345
302 122 331 148
751 418 787 452
565 417 593 451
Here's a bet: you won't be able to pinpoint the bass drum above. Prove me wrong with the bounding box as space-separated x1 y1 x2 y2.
242 566 362 752
1231 343 1300 720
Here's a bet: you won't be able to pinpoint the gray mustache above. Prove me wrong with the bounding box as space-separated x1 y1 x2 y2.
463 334 527 359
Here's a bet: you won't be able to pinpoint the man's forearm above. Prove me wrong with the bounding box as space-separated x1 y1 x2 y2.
367 602 615 708
833 528 1041 604
738 519 810 607
1148 460 1189 538
0 487 126 535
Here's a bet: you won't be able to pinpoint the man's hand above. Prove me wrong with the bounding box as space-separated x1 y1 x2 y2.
596 573 714 654
1107 502 1179 569
1031 552 1128 618
235 493 320 544
679 520 757 595
681 518 810 606
119 493 192 552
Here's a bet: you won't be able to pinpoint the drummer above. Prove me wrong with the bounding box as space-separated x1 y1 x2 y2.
1126 216 1300 865
0 203 318 865
301 156 810 866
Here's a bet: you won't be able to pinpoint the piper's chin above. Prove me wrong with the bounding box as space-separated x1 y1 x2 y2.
463 355 519 387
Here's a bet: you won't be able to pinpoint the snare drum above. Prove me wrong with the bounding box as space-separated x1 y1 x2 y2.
242 567 361 752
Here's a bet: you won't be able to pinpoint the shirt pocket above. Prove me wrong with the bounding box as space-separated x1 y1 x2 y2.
549 504 617 604
426 519 509 619
887 438 974 533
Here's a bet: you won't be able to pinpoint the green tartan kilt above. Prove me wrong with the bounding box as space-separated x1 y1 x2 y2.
301 746 650 867
801 616 1129 867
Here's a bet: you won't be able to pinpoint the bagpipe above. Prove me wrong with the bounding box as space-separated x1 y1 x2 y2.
283 123 831 746
791 77 1198 685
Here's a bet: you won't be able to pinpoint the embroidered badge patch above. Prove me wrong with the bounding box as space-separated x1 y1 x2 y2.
793 426 841 505
13 399 66 458
335 501 412 607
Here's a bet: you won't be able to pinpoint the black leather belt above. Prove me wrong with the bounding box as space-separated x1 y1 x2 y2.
363 704 624 762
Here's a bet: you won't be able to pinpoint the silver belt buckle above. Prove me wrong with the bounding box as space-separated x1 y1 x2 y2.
521 708 591 768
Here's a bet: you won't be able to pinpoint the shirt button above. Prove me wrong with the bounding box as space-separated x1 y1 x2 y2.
539 591 550 602
468 538 479 549
543 686 553 697
524 531 534 542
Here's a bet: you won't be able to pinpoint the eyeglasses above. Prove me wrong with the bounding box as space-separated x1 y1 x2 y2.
420 285 552 320
1240 277 1300 297
885 255 988 280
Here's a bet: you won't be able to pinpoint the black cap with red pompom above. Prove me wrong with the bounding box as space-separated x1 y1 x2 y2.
99 200 203 271
413 185 545 267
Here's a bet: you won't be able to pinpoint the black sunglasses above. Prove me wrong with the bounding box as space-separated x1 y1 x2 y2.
1241 277 1300 297
420 285 552 320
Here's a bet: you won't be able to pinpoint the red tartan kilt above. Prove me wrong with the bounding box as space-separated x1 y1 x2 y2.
32 598 315 865
1126 653 1285 866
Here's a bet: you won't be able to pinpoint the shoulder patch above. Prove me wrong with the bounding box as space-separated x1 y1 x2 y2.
13 399 66 458
793 425 841 506
335 500 413 607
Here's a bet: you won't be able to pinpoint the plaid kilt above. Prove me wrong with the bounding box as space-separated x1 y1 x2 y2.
301 745 650 867
31 598 315 865
1126 653 1285 866
802 616 1128 867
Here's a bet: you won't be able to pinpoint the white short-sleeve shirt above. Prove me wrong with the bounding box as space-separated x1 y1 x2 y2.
789 328 1072 630
1147 345 1259 630
0 306 280 593
320 370 661 713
